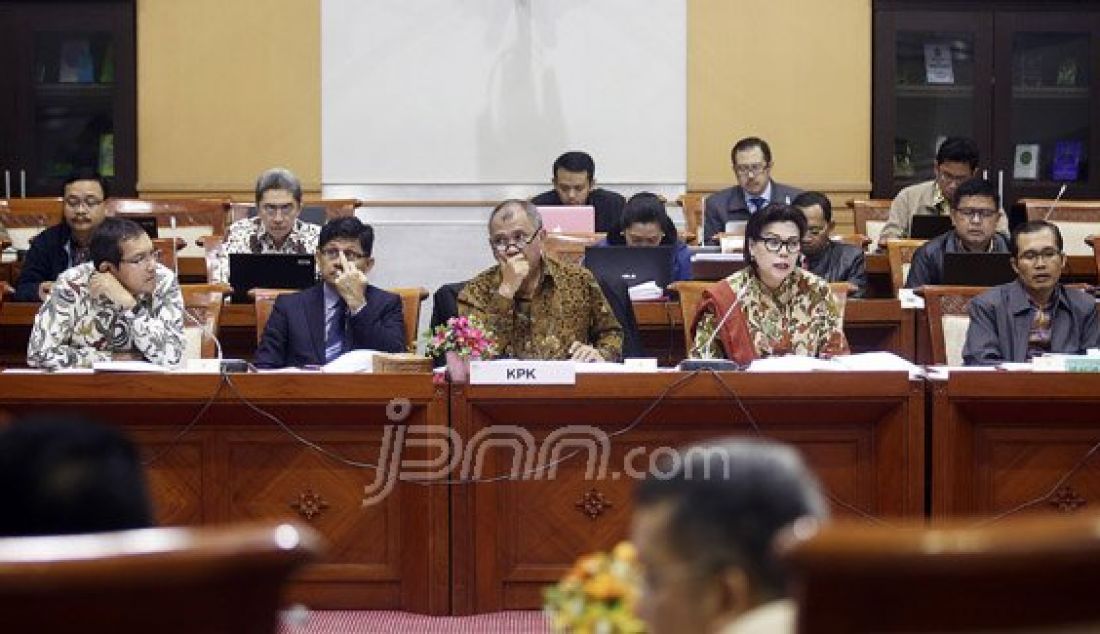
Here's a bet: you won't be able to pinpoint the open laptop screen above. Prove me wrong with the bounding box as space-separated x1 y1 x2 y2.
941 252 1015 286
583 245 674 291
228 253 316 302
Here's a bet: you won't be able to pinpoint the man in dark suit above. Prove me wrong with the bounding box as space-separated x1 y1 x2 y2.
530 151 625 233
15 168 112 301
702 136 801 244
254 217 405 368
792 191 867 298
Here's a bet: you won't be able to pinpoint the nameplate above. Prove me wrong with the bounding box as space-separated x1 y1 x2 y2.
469 360 577 385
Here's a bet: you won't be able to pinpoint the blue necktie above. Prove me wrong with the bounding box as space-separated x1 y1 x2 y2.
750 197 767 212
324 300 347 363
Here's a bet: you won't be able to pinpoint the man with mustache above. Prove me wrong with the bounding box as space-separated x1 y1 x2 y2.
15 168 112 301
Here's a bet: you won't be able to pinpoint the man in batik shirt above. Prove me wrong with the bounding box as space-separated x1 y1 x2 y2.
28 218 184 369
458 199 623 362
210 167 321 284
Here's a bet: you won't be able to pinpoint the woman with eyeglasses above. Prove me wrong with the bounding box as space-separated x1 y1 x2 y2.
690 203 848 364
601 192 693 282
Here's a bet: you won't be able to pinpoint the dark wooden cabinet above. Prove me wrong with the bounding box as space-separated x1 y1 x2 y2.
0 2 135 197
874 3 1100 213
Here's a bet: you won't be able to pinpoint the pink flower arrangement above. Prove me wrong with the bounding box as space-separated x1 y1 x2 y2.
423 315 498 360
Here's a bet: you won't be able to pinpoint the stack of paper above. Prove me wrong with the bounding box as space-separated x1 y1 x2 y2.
628 281 664 302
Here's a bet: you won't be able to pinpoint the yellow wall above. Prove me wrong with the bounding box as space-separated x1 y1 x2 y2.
136 0 320 197
688 0 872 214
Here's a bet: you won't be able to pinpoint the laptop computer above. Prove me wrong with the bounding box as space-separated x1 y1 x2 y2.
228 253 316 302
536 206 596 233
942 252 1015 286
130 215 159 239
583 245 674 291
910 214 954 239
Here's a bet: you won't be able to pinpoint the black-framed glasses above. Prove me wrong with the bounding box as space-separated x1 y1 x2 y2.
320 247 366 260
733 162 770 177
64 196 103 209
120 249 162 267
758 236 802 254
954 207 998 221
490 226 542 252
1017 247 1062 263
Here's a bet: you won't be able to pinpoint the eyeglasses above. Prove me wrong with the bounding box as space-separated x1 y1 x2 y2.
65 196 104 209
1017 247 1062 263
623 231 665 246
490 226 541 252
955 207 999 221
758 236 802 254
320 247 366 260
259 202 298 217
937 171 972 185
734 163 770 177
120 249 162 267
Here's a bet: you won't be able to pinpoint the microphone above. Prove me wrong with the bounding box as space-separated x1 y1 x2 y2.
678 281 750 371
1044 183 1068 222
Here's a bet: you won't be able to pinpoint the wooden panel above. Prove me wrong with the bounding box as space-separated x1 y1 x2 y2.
450 372 924 613
0 374 449 614
932 373 1100 519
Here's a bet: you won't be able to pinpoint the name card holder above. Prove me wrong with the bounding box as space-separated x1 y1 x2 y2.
470 360 577 385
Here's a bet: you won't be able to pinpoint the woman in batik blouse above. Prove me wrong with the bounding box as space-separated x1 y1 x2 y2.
690 203 848 364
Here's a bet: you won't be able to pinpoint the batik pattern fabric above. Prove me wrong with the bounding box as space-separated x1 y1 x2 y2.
691 267 848 361
210 217 320 284
27 262 185 369
458 257 623 361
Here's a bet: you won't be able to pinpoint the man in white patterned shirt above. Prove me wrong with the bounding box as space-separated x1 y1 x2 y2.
211 167 321 284
27 217 184 369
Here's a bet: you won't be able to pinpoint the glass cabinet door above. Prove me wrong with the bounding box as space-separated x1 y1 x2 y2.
996 12 1099 203
873 12 993 199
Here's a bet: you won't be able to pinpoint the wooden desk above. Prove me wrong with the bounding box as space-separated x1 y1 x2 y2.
931 373 1100 520
0 373 449 614
866 252 1097 294
450 372 925 613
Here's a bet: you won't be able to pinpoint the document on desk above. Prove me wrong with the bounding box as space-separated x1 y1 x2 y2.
747 352 922 378
92 360 171 373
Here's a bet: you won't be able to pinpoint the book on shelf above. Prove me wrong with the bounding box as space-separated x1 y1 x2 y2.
1013 144 1040 180
1052 140 1083 182
58 38 94 83
923 42 954 84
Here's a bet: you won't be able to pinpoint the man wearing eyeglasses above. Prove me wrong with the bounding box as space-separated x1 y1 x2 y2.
212 167 321 284
254 216 405 368
702 137 802 244
963 220 1099 365
879 137 1008 250
15 168 113 301
458 199 623 362
792 191 867 298
27 217 184 370
904 178 1009 289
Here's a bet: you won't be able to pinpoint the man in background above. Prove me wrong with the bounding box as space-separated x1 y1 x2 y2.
792 191 867 297
905 178 1009 289
633 438 828 634
16 168 112 301
879 136 1006 248
212 167 321 284
703 136 802 244
531 151 625 233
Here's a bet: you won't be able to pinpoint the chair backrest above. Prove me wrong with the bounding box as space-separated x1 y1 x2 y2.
229 199 360 226
388 286 429 353
849 199 892 251
833 233 872 250
107 198 230 258
180 285 226 359
542 232 603 266
921 285 988 365
0 198 63 251
152 237 180 277
252 288 298 344
678 192 708 246
0 521 321 634
782 513 1100 633
885 238 926 294
1021 198 1100 256
200 234 224 283
668 280 713 353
